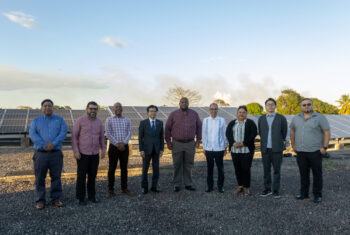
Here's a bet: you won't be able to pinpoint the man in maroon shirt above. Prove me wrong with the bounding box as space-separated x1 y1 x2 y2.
72 101 106 205
165 97 202 192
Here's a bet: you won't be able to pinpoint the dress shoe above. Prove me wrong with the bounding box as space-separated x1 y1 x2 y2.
106 191 115 199
218 188 224 193
296 194 309 200
142 188 148 194
313 196 322 203
79 200 87 206
233 186 243 195
174 186 180 192
243 187 250 196
185 186 196 191
36 203 45 210
52 200 63 207
88 198 100 203
121 189 132 196
150 187 161 193
205 188 213 193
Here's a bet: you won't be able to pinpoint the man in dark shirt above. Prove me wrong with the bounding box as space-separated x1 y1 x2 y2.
165 97 202 192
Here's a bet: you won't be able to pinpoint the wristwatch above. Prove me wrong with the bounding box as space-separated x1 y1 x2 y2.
323 146 328 150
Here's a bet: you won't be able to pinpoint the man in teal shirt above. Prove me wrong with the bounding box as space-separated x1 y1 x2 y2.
29 99 67 209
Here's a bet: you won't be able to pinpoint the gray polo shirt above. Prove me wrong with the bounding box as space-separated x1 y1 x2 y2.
290 112 330 152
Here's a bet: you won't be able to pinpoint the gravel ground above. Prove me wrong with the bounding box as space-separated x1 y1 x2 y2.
0 149 350 234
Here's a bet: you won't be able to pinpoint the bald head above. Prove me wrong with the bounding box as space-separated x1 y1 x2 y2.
179 97 189 111
113 102 123 117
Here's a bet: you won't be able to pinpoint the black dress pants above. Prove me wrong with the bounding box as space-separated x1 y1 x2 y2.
108 144 129 192
231 152 253 188
76 154 99 200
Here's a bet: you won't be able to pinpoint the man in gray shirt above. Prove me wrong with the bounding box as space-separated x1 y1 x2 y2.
290 98 330 203
258 98 288 199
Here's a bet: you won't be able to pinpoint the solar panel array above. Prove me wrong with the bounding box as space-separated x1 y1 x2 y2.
0 107 349 139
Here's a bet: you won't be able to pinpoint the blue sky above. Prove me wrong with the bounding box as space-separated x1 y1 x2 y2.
1 0 350 108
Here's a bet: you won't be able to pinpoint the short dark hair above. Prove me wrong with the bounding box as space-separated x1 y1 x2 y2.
147 105 158 112
300 98 313 104
265 98 276 105
237 105 247 112
86 101 98 109
41 99 53 106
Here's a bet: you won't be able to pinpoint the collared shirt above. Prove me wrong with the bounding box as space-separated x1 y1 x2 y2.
202 116 227 151
72 115 106 155
231 119 250 153
29 114 67 150
149 118 156 128
290 112 330 152
105 116 132 145
266 112 276 148
165 109 202 144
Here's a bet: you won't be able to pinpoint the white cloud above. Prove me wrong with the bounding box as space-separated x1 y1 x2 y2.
100 37 125 48
2 11 36 29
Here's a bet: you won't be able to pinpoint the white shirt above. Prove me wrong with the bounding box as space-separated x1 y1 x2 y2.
149 118 156 127
202 116 227 151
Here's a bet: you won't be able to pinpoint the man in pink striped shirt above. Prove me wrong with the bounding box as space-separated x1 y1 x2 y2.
72 101 106 205
105 102 132 197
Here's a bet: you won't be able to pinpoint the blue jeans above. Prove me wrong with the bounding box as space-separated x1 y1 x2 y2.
33 150 63 203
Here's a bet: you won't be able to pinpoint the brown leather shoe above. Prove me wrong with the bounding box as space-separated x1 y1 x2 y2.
52 201 63 207
243 187 250 196
36 203 45 210
106 191 115 199
233 186 243 195
121 189 132 196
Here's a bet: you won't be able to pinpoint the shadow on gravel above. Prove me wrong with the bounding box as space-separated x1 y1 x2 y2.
0 158 349 234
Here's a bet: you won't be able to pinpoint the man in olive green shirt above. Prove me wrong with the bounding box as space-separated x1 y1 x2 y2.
290 98 330 203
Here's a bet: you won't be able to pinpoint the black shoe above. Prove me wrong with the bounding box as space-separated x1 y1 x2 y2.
296 194 309 200
88 198 100 203
174 187 180 192
185 186 196 191
218 188 224 193
205 188 213 193
313 196 322 203
79 200 87 206
260 189 272 197
142 188 148 194
150 187 161 193
273 191 281 199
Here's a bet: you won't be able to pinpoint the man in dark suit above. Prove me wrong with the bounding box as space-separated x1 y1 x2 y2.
258 98 288 199
138 105 164 194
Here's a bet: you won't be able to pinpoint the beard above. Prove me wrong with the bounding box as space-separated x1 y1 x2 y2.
180 107 188 111
304 109 313 113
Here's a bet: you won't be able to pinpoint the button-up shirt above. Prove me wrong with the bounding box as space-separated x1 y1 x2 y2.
231 119 250 154
290 112 330 152
29 114 67 150
202 116 227 151
266 112 276 148
72 115 106 155
105 116 132 145
149 118 156 128
165 109 202 144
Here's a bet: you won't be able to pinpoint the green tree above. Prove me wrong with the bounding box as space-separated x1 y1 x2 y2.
16 106 32 109
276 89 303 114
165 85 202 106
310 98 338 114
336 94 350 114
246 102 263 115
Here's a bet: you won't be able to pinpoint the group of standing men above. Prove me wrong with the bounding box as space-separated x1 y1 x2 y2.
29 96 330 209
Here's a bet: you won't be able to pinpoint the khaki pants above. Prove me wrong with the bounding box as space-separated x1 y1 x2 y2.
172 140 195 187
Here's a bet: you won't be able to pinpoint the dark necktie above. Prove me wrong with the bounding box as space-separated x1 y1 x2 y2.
151 120 156 134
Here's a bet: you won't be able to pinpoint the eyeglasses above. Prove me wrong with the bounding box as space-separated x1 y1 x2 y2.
209 108 218 110
265 104 275 107
88 108 98 110
302 103 312 107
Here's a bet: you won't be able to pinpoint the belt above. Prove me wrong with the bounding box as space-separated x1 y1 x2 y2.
174 139 194 143
37 149 60 153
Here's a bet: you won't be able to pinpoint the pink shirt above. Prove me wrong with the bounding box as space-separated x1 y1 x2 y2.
72 115 106 155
